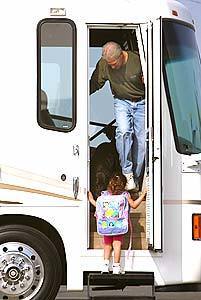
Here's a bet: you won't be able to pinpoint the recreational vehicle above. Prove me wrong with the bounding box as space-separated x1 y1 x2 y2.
0 0 201 299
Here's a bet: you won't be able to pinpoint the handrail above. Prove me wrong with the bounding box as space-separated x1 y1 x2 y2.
89 119 116 141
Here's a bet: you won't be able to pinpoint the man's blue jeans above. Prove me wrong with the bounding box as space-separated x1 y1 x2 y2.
114 98 145 181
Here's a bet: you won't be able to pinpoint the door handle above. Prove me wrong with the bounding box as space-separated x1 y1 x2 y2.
73 144 79 157
73 177 79 199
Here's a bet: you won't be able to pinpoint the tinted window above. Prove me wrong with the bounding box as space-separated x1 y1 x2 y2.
37 19 76 131
163 20 201 154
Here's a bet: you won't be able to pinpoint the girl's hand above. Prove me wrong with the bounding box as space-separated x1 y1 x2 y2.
140 187 147 200
87 191 93 199
142 187 147 195
87 191 96 207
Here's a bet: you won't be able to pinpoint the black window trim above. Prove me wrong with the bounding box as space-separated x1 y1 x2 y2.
37 18 77 132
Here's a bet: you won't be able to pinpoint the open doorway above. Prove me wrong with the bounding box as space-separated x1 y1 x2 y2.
88 27 148 250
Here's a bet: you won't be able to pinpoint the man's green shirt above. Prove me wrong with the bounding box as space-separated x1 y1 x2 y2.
90 51 145 101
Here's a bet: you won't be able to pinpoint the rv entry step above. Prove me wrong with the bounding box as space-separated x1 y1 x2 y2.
87 272 155 299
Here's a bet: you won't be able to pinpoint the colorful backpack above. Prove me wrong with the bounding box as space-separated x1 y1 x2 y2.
95 191 129 236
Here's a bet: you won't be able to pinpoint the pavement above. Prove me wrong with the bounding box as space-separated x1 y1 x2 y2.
56 285 201 300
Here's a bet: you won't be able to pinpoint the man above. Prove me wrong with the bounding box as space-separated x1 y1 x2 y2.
90 41 145 190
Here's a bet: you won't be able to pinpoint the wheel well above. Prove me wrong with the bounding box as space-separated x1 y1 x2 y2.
0 214 67 285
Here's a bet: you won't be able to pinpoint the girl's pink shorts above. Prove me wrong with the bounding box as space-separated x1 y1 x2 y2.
103 235 124 245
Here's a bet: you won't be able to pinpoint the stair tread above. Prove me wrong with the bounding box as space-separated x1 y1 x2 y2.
88 272 154 288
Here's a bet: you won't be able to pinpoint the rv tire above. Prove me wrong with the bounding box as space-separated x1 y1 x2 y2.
0 224 62 300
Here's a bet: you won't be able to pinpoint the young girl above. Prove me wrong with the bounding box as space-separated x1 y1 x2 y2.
88 173 147 274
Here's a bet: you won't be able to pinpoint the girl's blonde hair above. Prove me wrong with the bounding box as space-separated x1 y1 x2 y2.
107 173 127 195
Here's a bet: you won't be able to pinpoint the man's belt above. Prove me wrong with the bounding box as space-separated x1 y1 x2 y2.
114 96 144 102
127 96 144 102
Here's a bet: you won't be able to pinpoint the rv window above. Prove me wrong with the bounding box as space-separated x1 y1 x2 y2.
163 20 201 154
37 19 76 131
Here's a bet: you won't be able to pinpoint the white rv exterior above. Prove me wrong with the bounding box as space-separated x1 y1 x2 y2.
0 0 201 299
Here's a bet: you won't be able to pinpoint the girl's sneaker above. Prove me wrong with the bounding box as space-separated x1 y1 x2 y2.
101 259 110 273
101 263 109 273
112 264 121 274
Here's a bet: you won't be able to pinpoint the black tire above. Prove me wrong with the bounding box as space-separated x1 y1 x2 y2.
0 224 62 300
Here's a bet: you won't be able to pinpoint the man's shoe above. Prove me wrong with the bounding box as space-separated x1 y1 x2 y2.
124 173 136 191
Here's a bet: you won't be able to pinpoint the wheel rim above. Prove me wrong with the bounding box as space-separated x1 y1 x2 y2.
0 242 44 299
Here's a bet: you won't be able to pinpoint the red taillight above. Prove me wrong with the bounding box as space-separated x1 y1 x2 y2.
192 214 201 240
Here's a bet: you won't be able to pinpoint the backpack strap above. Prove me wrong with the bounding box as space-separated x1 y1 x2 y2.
95 190 110 218
125 192 133 258
126 214 133 258
101 190 110 196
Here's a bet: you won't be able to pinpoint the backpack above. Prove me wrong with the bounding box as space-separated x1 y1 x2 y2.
95 191 129 236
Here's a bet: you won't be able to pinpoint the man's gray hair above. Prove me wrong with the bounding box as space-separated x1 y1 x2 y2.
102 41 122 61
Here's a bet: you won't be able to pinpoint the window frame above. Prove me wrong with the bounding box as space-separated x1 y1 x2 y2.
37 18 77 132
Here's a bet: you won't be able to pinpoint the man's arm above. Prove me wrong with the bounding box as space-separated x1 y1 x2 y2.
90 59 108 95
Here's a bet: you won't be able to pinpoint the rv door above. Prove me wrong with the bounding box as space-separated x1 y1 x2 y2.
37 19 79 201
146 18 162 251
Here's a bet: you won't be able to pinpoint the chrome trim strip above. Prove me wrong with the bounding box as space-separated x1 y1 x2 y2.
164 200 201 205
0 183 81 202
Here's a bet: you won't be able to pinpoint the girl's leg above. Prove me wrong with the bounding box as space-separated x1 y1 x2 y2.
103 243 112 260
112 240 122 263
103 236 113 260
112 236 123 274
112 240 122 274
112 235 123 263
102 236 112 273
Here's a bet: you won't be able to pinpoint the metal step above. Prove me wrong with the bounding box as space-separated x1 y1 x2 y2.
87 272 155 299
